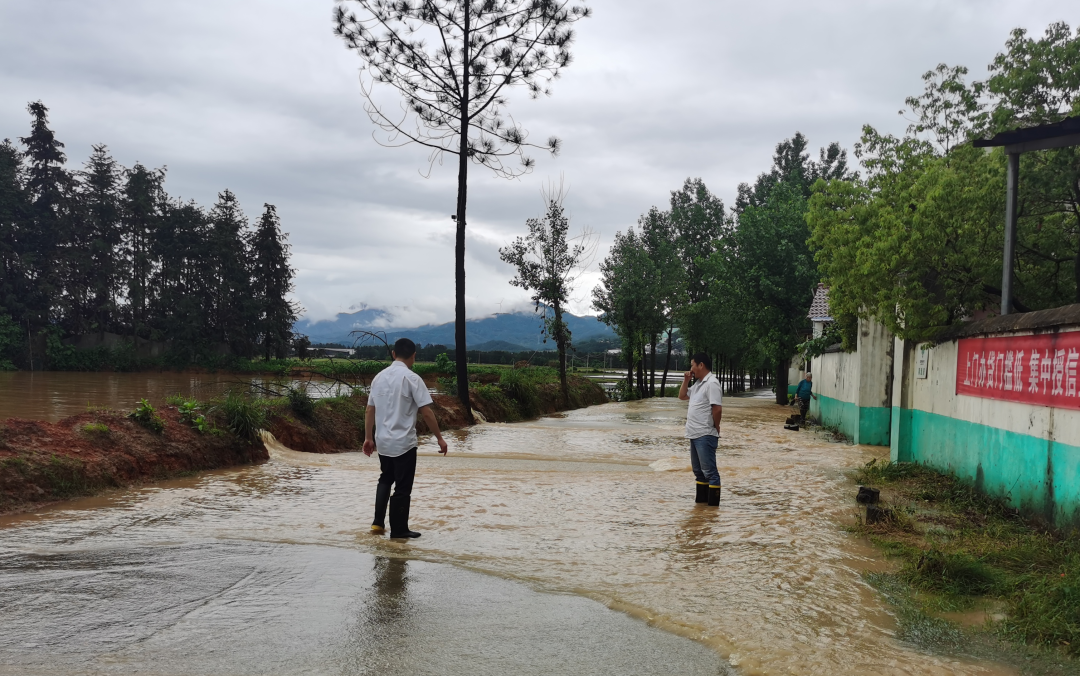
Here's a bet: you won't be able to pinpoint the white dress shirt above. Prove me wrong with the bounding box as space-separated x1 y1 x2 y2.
368 360 434 457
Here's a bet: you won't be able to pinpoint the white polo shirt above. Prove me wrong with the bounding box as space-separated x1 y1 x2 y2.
368 360 434 457
685 372 723 439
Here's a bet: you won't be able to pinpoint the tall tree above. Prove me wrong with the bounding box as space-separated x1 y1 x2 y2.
638 206 679 396
121 163 165 337
71 145 123 334
593 228 657 399
208 190 255 356
333 0 591 418
500 186 591 406
0 139 28 322
151 199 213 357
250 204 300 359
19 101 71 327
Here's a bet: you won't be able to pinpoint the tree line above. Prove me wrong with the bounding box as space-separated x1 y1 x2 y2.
0 102 299 369
592 21 1080 403
809 22 1080 345
591 141 852 402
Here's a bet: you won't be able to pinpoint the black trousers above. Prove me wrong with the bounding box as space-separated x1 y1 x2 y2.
374 448 417 532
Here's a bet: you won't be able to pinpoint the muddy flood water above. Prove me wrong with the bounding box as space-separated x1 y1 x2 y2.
0 394 1023 675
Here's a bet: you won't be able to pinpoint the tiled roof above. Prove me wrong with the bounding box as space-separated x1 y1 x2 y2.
807 283 832 320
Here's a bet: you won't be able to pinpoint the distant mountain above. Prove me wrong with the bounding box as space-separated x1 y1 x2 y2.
294 308 616 350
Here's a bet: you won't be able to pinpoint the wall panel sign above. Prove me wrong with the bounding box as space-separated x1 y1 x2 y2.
916 344 930 379
957 333 1080 409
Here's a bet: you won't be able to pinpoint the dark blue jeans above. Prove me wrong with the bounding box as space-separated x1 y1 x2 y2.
689 435 720 486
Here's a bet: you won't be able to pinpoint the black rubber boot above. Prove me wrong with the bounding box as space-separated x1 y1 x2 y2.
695 482 708 503
371 482 391 534
707 485 721 506
389 494 421 538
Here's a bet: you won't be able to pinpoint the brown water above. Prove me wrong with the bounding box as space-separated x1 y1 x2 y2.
0 394 1020 675
0 371 355 422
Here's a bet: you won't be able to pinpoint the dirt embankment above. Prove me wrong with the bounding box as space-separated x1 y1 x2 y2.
265 375 608 454
0 407 268 513
0 374 608 512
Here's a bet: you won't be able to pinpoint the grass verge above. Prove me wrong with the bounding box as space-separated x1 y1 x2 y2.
851 458 1080 669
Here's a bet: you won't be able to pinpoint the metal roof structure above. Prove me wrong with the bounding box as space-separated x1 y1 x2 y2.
973 115 1080 316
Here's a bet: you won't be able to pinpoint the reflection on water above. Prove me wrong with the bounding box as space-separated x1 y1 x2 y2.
0 396 1020 675
0 371 355 422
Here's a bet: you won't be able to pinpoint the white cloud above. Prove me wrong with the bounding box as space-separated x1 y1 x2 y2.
2 0 1074 325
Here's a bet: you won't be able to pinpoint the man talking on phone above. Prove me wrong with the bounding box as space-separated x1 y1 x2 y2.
364 338 448 538
678 352 723 506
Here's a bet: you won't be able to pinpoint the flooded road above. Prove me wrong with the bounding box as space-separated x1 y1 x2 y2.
0 395 1018 675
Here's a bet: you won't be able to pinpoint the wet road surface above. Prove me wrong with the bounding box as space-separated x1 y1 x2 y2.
0 395 1019 675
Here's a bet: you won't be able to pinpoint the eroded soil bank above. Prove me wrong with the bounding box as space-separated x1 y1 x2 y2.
0 407 268 513
0 374 607 512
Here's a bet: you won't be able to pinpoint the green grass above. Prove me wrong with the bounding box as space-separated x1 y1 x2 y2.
210 392 267 442
852 458 1080 658
81 422 110 434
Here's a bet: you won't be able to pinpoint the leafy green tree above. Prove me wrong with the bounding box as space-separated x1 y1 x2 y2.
334 0 591 419
500 188 590 406
250 204 299 359
810 22 1080 339
724 134 853 402
639 206 682 395
593 228 657 398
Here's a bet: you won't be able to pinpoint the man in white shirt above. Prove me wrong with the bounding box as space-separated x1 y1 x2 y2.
678 352 723 506
363 338 448 538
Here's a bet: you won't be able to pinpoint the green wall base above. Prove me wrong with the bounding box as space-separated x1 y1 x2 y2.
811 394 891 446
891 408 1080 528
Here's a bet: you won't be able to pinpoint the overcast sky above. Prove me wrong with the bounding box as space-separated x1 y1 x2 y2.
1 1 1075 327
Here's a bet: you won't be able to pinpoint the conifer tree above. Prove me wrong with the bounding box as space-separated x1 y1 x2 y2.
250 204 298 359
70 145 123 333
0 139 28 320
122 163 165 337
152 199 213 357
208 190 255 355
19 101 71 327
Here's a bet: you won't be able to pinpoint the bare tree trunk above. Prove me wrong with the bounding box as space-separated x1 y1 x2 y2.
775 356 788 405
649 333 657 397
454 6 473 422
636 341 646 399
626 344 634 397
555 302 570 407
660 322 673 396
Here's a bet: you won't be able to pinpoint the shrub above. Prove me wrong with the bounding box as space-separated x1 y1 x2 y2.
287 384 316 419
434 352 454 373
214 392 267 442
437 376 458 396
128 398 165 434
497 368 540 417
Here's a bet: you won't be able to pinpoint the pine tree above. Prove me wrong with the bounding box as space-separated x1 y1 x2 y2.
19 101 71 327
250 204 299 359
208 190 255 356
0 139 28 319
151 199 212 357
69 145 123 334
121 163 165 338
